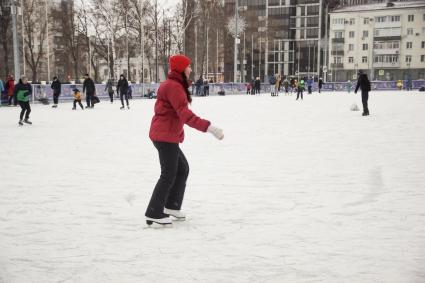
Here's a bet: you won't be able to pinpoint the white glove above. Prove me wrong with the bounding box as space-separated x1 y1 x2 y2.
207 125 224 140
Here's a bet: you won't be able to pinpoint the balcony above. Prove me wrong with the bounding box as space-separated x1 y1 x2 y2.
372 62 400 68
373 36 401 41
331 63 344 69
373 49 400 55
332 38 345 43
331 50 344 56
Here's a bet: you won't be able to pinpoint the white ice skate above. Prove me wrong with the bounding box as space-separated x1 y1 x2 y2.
145 216 172 226
164 208 186 221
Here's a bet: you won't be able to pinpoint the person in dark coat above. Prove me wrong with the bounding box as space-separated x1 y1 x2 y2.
105 78 114 103
51 76 61 108
116 74 130 109
254 77 261 94
83 74 96 108
195 77 203 96
354 70 371 116
146 54 224 226
14 75 33 126
318 78 323 93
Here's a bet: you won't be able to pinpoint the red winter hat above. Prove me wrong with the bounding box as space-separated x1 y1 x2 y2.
169 55 191 73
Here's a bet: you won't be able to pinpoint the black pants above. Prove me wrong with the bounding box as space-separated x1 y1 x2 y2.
120 91 129 106
108 92 114 103
73 99 84 109
361 91 369 114
53 93 60 104
8 95 13 105
297 89 303 100
19 101 31 120
146 142 189 218
86 92 94 107
308 86 312 94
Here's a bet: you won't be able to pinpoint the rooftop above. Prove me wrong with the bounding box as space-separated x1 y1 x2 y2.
331 0 425 13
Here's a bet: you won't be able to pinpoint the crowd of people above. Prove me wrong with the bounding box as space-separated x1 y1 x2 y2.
245 75 324 99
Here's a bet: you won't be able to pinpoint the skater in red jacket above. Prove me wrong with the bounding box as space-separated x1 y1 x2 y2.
146 54 224 226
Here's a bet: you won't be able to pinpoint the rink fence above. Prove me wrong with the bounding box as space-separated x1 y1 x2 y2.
1 80 424 104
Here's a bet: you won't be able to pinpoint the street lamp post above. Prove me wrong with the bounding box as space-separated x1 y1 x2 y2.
234 0 238 83
45 0 50 82
11 0 21 80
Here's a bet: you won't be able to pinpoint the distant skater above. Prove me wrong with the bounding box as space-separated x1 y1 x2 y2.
14 76 33 126
72 89 84 110
117 74 130 109
354 70 371 116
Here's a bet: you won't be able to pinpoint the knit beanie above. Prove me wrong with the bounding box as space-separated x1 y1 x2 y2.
169 55 191 73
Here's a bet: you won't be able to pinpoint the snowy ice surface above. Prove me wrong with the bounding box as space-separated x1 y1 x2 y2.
0 91 425 283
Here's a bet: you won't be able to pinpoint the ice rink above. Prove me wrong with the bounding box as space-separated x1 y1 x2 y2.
1 91 424 283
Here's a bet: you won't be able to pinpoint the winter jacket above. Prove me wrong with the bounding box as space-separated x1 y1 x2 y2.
105 80 114 93
318 79 323 88
14 82 32 102
299 80 305 90
307 78 313 87
74 90 82 100
117 78 129 95
51 80 61 95
6 79 15 96
355 74 371 93
149 71 211 143
83 78 95 94
0 80 4 93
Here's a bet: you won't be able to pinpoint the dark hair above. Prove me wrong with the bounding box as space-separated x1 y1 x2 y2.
181 72 192 103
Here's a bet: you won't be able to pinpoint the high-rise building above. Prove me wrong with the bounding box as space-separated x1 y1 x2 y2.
222 0 338 83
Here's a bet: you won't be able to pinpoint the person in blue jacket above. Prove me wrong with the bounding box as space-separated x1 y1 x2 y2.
307 77 313 94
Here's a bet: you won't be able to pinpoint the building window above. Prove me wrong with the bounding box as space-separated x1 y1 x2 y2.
407 42 413 49
348 57 354 63
375 16 386 22
422 41 425 48
363 44 368 50
334 57 342 64
362 30 368 38
332 18 344 25
423 14 425 21
349 44 354 51
334 31 343 38
407 28 413 35
406 55 412 63
364 18 369 24
422 55 425 62
349 18 355 25
349 31 355 38
390 15 400 22
408 15 414 22
362 56 367 63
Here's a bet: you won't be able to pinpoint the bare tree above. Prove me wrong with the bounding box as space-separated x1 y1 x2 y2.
22 0 48 82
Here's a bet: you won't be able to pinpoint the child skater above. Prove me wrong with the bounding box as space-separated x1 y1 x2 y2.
72 88 84 110
145 54 224 226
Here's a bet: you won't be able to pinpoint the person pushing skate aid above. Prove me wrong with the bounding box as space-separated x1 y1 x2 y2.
145 54 224 227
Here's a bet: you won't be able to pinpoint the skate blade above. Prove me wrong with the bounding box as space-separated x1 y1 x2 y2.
170 216 186 221
144 221 173 229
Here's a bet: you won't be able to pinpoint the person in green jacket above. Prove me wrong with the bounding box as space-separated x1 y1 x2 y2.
296 78 305 100
14 75 33 126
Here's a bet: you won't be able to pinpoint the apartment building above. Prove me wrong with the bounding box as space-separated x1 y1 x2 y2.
329 0 425 81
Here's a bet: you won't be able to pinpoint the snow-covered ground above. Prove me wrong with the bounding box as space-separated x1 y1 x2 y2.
1 91 424 283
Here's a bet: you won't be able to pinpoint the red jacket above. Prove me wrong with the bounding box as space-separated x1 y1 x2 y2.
6 79 15 96
149 71 210 143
